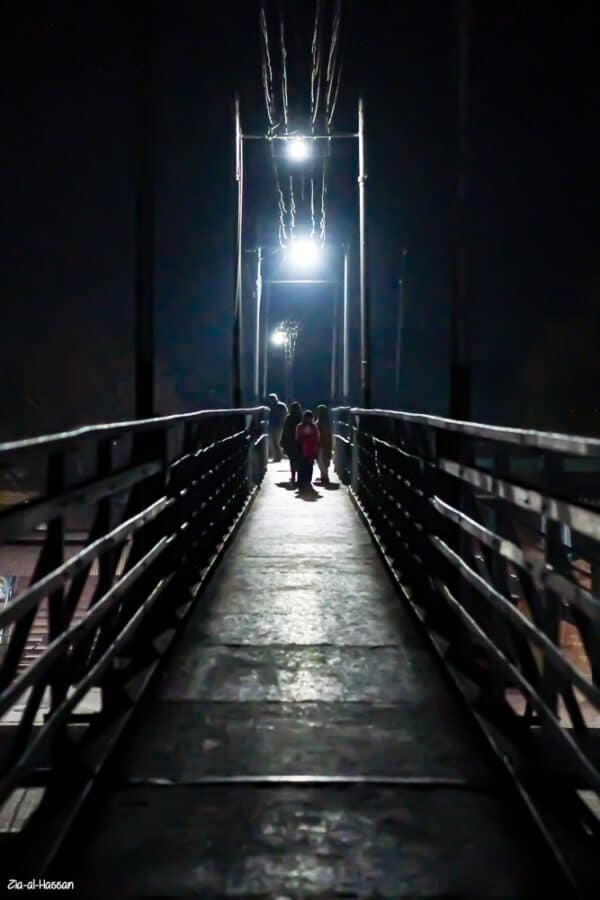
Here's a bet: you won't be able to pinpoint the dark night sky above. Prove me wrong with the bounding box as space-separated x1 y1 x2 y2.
2 2 600 440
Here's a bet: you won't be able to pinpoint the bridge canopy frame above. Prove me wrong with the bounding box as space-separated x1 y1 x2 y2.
235 99 371 408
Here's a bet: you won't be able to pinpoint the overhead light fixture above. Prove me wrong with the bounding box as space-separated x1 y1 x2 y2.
271 330 287 347
288 237 321 268
286 136 310 162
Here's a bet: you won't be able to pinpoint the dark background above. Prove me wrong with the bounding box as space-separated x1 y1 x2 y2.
1 1 599 439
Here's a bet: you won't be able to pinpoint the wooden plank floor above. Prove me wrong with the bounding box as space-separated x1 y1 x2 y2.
56 463 561 898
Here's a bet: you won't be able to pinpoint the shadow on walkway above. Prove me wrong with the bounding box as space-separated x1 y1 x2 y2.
276 481 339 494
275 481 297 490
295 488 323 502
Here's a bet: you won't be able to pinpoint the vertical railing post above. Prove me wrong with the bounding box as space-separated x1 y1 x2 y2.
99 425 168 711
247 410 267 492
47 451 66 712
246 413 255 489
264 408 270 478
540 451 566 717
351 413 360 493
590 564 600 687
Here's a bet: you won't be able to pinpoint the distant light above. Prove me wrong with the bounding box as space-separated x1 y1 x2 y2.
289 238 321 268
271 330 287 347
287 136 310 162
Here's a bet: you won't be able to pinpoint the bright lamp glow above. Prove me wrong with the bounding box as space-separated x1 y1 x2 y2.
271 330 287 347
287 136 310 162
289 238 320 268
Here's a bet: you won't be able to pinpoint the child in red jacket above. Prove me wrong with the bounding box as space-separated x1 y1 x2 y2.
295 410 320 491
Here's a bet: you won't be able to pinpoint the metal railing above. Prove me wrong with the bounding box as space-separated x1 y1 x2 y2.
0 406 268 869
333 407 600 893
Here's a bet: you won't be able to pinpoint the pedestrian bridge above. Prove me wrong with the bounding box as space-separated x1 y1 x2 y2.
0 407 599 897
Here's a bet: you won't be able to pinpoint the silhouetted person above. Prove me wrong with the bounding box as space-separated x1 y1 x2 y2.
315 404 332 484
280 400 303 485
267 393 288 462
295 410 320 491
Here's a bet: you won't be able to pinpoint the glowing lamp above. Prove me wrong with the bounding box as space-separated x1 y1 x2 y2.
289 238 320 268
271 330 287 347
287 136 310 162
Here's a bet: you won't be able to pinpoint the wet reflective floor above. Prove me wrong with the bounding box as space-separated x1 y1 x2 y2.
59 465 562 897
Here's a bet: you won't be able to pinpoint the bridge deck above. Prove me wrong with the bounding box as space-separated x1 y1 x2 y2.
59 464 557 897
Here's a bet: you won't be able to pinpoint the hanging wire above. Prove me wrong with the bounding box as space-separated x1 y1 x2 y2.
320 0 342 244
289 175 296 235
325 0 342 126
326 0 342 85
260 2 278 129
321 0 345 243
280 9 289 132
327 58 343 127
258 0 345 248
319 156 328 244
275 160 288 246
261 62 276 130
260 2 293 245
310 0 322 131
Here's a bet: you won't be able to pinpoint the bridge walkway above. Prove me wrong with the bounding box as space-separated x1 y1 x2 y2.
57 463 558 897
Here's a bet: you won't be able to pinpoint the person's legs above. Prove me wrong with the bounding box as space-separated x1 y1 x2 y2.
297 458 309 489
273 427 283 462
317 451 327 482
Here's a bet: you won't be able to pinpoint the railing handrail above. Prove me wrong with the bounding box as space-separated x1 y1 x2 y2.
342 407 600 458
0 406 268 460
0 405 269 872
335 406 600 890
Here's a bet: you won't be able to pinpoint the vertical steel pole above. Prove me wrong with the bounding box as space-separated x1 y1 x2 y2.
134 5 154 419
449 2 473 631
232 96 243 408
337 290 343 406
330 284 339 404
254 247 263 403
358 98 372 408
395 249 407 394
342 244 349 403
262 281 271 398
449 0 471 420
284 347 291 406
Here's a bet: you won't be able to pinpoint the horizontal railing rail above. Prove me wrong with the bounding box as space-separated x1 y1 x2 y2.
0 406 269 870
349 407 600 457
333 406 600 893
0 407 265 459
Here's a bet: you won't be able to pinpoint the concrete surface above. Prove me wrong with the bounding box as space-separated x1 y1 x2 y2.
57 464 560 897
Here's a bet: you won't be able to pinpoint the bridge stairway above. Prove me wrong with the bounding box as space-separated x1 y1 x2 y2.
55 463 562 898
